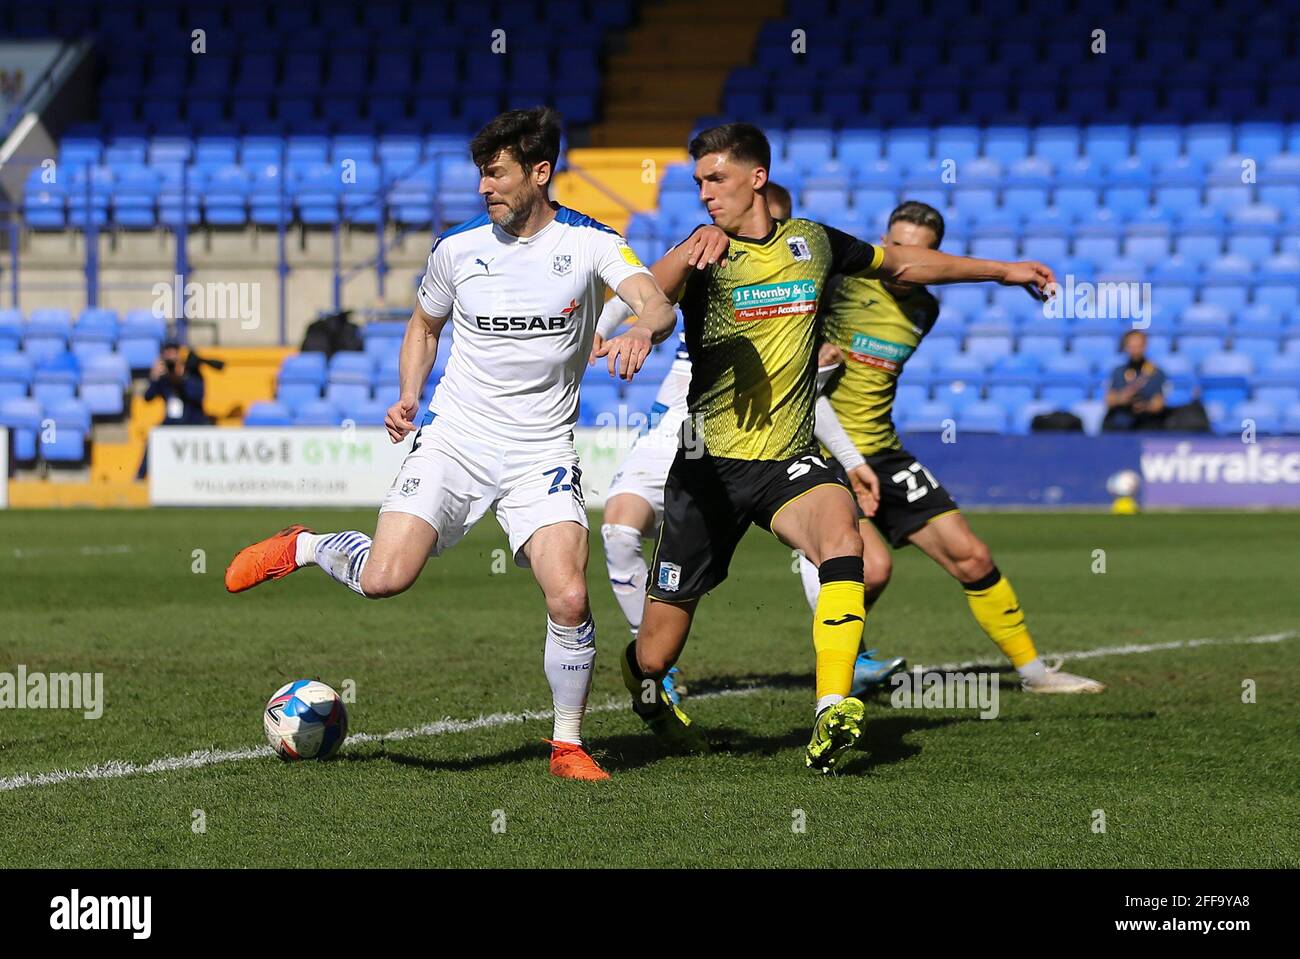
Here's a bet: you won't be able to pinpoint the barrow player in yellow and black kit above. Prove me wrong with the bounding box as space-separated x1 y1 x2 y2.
803 201 1105 694
596 124 1059 771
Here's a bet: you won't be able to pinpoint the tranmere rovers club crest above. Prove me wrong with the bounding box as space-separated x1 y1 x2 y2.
552 254 573 276
400 477 420 496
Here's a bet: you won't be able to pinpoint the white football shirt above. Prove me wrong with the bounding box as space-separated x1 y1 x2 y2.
417 206 652 444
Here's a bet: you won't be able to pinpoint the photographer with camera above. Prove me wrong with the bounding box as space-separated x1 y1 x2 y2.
136 341 212 478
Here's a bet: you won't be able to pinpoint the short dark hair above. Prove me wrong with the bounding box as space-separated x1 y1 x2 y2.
1120 328 1147 350
766 181 792 217
688 122 771 171
888 200 945 248
470 106 562 181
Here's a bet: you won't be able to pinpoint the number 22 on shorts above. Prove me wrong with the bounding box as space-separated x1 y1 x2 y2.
543 465 585 507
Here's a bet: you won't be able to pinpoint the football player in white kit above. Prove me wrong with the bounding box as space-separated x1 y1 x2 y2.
225 108 678 781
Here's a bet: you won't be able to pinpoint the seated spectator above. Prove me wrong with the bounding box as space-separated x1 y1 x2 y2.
1103 330 1168 431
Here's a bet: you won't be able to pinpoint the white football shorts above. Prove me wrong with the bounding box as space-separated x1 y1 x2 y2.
605 402 688 525
379 414 587 566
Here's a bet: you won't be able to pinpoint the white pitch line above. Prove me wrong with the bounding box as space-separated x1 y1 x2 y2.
8 544 137 559
0 630 1293 794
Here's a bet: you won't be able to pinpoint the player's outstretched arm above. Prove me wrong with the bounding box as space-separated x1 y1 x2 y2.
588 225 729 365
385 303 447 443
876 245 1056 301
594 273 677 381
647 224 730 302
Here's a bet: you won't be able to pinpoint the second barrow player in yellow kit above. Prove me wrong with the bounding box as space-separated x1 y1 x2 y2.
804 200 1105 694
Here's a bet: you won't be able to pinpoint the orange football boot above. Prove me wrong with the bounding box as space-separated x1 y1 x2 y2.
225 525 313 593
545 739 610 781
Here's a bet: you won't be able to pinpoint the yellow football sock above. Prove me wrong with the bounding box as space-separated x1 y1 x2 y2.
963 567 1038 668
813 556 867 702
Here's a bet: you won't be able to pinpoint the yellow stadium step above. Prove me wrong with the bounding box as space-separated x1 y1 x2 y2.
588 0 783 147
91 440 144 485
555 148 691 237
7 479 149 508
197 346 293 424
552 170 630 234
129 392 165 446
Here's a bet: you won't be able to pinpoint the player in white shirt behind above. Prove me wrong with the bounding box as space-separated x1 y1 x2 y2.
225 107 678 781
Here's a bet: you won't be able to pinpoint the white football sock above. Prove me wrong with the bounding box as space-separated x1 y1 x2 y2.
799 554 822 610
297 531 370 596
544 615 596 745
1018 658 1048 683
601 523 647 634
816 693 844 716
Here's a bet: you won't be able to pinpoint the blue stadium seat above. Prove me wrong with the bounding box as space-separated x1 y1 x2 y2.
1254 386 1300 411
0 353 34 403
112 167 162 228
958 400 1010 433
71 308 119 359
1017 335 1065 362
983 127 1030 166
1255 355 1300 388
79 353 129 417
203 164 251 226
328 351 374 379
42 400 91 463
32 354 80 406
293 164 342 224
326 381 372 409
1070 399 1107 435
965 334 1014 365
986 384 1036 410
1255 283 1300 315
786 131 835 174
1229 401 1282 436
294 400 341 426
1178 303 1231 337
899 400 955 433
0 398 42 462
1174 230 1222 267
1200 352 1254 378
1199 282 1249 314
1233 307 1284 338
1175 334 1225 364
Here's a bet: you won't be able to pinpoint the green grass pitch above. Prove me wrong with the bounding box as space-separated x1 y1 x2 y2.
1 509 1297 868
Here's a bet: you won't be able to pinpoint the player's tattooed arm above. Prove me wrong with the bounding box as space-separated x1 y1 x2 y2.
876 245 1057 301
385 303 447 443
594 273 677 381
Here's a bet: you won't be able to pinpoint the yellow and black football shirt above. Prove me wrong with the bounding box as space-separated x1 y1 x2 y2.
678 217 884 461
819 274 940 456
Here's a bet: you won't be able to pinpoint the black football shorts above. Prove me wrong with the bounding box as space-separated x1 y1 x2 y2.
647 447 850 602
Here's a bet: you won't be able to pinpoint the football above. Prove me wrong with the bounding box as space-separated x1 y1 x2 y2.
263 680 348 761
1106 469 1142 499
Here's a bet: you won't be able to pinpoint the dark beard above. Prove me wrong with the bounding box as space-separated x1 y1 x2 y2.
496 191 542 231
